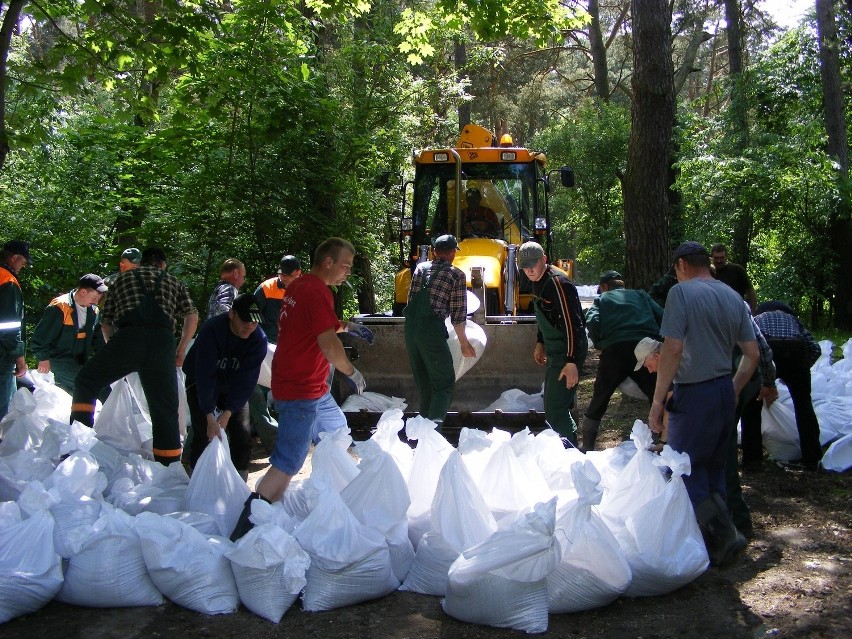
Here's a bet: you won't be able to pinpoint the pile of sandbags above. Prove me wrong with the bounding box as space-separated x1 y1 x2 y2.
3 379 720 631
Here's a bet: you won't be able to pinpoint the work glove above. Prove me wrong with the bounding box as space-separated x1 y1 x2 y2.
346 321 375 345
344 367 367 395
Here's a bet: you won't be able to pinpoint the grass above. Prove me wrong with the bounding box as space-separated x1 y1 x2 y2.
811 328 852 361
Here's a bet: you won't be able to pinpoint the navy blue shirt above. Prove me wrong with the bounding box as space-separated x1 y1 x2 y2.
183 313 267 414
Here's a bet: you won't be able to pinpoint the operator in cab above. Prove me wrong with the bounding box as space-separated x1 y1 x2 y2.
460 187 501 238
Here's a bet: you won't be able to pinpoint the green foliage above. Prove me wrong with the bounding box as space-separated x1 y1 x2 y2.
532 99 630 283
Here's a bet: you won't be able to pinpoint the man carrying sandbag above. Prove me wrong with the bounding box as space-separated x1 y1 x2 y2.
648 241 758 567
184 293 267 481
70 247 198 466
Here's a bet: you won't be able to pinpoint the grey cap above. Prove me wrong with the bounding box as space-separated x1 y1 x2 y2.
433 234 461 251
278 255 301 275
518 241 545 269
120 247 142 264
634 337 662 371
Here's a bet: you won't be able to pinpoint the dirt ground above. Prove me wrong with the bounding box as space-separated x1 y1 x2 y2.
3 351 851 638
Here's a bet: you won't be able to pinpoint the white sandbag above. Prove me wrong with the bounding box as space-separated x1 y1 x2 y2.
618 375 648 400
185 432 251 537
442 498 561 634
0 510 64 623
0 500 22 528
294 484 399 612
404 415 455 548
94 378 152 457
0 412 48 457
547 461 632 613
136 512 239 615
44 450 107 501
257 342 276 388
369 409 414 481
821 433 852 472
165 511 220 536
310 427 359 493
0 386 39 438
227 523 310 623
341 391 407 413
50 496 104 559
30 370 73 422
457 427 504 484
812 339 833 371
401 451 496 595
761 400 801 461
344 440 413 582
622 446 709 597
446 318 487 381
57 506 163 607
526 428 586 494
481 387 545 413
123 370 188 442
476 436 552 524
0 451 55 502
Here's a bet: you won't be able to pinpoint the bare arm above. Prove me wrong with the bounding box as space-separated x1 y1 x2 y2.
317 328 355 376
176 312 198 367
649 337 682 433
453 322 476 357
732 339 759 397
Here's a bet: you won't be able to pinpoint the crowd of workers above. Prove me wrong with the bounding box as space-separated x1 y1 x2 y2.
0 235 824 555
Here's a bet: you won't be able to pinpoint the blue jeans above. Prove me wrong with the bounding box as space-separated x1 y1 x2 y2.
269 391 346 475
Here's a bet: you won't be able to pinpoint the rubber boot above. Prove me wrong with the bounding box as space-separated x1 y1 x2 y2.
580 417 601 453
696 494 748 567
230 492 268 542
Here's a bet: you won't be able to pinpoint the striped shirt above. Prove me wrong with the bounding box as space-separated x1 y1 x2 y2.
101 266 196 330
408 258 468 325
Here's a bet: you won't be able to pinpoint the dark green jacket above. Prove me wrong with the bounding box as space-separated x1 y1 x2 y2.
585 288 663 350
30 290 103 364
0 265 25 367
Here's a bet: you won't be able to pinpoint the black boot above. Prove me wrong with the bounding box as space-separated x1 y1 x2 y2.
580 417 601 453
230 492 268 542
696 494 747 567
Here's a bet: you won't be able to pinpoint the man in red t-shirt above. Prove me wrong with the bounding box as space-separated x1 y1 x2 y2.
231 237 366 540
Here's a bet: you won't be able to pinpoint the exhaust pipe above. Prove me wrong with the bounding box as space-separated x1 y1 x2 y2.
505 244 518 316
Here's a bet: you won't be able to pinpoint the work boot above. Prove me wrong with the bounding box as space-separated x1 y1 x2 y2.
580 417 601 453
696 494 748 568
230 492 268 542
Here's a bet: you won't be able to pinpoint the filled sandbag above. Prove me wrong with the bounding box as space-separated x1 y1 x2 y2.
446 318 487 381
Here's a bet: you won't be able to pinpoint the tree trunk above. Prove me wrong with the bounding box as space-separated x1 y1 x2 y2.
455 41 470 131
588 0 610 101
622 0 674 289
816 0 852 328
0 0 26 173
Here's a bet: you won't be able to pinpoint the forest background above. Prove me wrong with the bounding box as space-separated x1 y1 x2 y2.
0 0 849 336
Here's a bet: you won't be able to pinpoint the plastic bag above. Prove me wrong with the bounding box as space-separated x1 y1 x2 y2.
310 426 359 493
0 510 64 623
136 511 239 615
185 432 251 537
94 378 152 457
294 484 399 611
821 433 852 472
761 400 801 461
546 461 632 613
442 498 560 634
227 523 310 622
446 318 487 381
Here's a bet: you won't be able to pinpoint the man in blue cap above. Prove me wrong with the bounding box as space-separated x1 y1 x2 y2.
0 240 32 419
404 234 475 427
649 241 758 567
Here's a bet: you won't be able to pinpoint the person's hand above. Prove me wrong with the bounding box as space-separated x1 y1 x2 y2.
175 348 187 367
14 356 27 378
460 342 476 358
346 321 375 344
533 342 546 365
37 360 51 374
648 400 665 433
344 368 367 394
557 362 579 389
206 414 223 441
759 385 779 407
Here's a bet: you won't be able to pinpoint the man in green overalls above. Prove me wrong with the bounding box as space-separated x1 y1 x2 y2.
30 274 107 395
404 234 475 427
518 241 588 446
70 247 198 466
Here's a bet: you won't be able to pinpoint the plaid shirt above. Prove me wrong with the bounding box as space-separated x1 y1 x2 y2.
408 257 468 325
755 310 821 365
751 317 776 387
102 266 196 330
